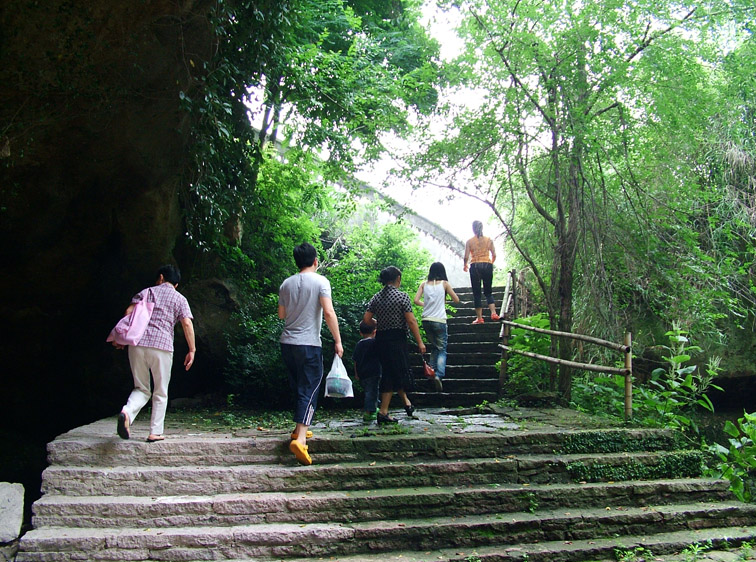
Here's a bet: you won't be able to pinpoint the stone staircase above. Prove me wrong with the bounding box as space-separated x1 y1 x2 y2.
411 286 505 408
17 410 756 561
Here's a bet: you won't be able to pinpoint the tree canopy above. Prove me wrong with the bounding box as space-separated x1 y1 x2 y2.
403 0 756 400
182 0 441 247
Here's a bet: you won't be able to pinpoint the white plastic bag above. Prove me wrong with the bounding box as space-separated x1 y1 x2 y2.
324 355 353 398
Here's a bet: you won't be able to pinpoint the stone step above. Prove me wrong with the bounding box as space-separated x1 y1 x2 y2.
451 287 507 297
447 332 502 344
46 425 682 467
410 352 500 366
410 364 499 378
40 449 704 497
446 341 501 353
18 503 756 561
410 376 499 393
447 319 503 332
31 478 730 529
412 391 499 407
277 526 756 562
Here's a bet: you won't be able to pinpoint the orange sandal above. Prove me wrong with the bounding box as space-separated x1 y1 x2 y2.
289 440 312 465
290 430 313 440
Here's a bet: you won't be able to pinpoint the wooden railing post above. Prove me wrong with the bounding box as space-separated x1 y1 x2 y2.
499 322 511 398
511 269 518 319
624 332 633 422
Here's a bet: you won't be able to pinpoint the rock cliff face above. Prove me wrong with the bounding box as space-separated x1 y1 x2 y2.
0 0 223 446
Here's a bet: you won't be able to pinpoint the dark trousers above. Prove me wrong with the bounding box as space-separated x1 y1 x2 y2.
376 329 412 393
281 344 323 426
470 262 494 308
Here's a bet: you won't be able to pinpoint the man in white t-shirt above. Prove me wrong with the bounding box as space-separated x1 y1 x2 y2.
278 243 343 465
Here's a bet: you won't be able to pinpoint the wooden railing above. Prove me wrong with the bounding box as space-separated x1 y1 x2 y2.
498 270 634 421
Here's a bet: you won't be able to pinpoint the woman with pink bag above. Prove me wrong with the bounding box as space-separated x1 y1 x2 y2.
110 265 196 443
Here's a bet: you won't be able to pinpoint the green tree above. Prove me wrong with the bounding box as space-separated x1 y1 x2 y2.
183 0 440 247
224 210 431 402
407 0 753 401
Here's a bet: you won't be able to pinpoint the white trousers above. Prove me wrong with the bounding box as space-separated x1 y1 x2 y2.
123 346 173 436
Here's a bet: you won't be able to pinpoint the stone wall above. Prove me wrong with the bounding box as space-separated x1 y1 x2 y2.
0 0 223 501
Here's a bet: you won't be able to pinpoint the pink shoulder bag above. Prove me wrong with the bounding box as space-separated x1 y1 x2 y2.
106 289 155 347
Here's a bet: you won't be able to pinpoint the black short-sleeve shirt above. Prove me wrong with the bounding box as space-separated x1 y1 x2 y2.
352 337 382 379
367 285 412 332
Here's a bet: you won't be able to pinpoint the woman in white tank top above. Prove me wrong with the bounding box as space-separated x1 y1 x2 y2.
413 262 460 392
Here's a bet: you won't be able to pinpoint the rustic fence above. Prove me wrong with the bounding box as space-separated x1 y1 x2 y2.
498 269 634 421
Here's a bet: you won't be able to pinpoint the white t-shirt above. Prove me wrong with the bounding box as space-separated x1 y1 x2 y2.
422 281 447 323
279 272 332 347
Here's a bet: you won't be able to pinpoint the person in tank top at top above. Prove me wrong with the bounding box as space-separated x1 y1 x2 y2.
463 220 500 324
414 262 459 393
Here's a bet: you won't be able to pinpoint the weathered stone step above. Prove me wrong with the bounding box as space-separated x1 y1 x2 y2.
447 332 502 344
412 391 499 407
40 449 704 497
448 312 505 321
410 377 498 393
31 478 730 529
446 341 501 352
451 287 507 297
46 427 683 468
18 503 756 561
410 367 499 382
277 525 756 562
409 352 500 365
447 320 503 334
46 436 285 468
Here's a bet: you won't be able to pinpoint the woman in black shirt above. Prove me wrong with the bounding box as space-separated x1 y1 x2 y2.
364 266 426 424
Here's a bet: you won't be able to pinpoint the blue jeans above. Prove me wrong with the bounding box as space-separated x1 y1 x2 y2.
422 320 448 379
361 375 381 412
281 344 323 426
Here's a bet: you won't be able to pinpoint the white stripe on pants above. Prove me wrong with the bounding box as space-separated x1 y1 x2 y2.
124 346 173 436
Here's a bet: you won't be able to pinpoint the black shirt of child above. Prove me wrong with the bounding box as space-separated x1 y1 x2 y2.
352 337 382 379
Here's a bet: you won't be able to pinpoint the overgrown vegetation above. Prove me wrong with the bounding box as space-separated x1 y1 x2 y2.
708 412 756 502
500 314 552 397
570 323 722 440
405 0 756 405
168 1 442 406
567 450 705 483
559 430 685 456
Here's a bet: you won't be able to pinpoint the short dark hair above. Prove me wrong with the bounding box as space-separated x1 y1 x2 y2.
428 262 448 281
359 321 376 336
379 266 401 285
157 264 181 285
293 243 317 269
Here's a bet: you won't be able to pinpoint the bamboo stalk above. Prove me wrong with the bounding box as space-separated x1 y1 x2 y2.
499 345 631 375
624 332 633 422
500 320 630 353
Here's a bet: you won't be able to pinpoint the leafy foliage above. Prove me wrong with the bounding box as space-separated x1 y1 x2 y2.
181 0 440 247
408 0 756 402
572 323 723 437
708 412 756 502
223 296 291 409
501 314 552 396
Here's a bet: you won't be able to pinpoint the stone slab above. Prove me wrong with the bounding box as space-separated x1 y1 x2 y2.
0 482 23 543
